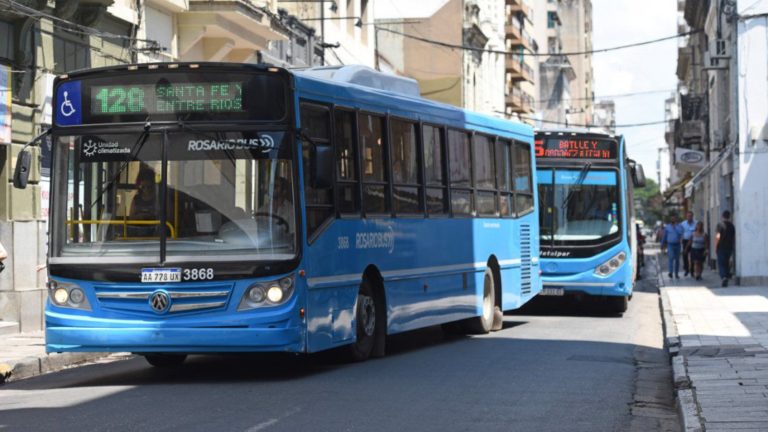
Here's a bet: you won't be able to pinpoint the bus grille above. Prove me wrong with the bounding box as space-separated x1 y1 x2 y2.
520 224 532 294
94 283 234 316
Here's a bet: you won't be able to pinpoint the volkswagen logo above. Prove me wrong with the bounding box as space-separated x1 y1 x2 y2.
149 291 171 314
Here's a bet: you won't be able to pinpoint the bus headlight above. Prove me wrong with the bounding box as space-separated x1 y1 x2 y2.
238 275 295 311
267 286 283 303
53 288 69 305
594 252 627 277
48 280 92 310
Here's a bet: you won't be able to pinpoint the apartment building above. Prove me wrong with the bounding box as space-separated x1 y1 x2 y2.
504 0 536 118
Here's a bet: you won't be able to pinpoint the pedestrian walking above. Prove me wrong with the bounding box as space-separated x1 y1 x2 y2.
661 214 684 279
680 211 697 277
689 221 708 280
715 210 736 287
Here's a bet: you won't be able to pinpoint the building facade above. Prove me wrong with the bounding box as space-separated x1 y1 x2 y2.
375 0 505 117
558 0 592 126
673 0 768 285
0 0 317 335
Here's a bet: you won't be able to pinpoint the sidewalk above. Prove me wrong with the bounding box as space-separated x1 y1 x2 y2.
657 249 768 431
0 332 120 384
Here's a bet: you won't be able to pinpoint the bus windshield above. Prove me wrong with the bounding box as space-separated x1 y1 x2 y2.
51 130 296 262
537 168 621 245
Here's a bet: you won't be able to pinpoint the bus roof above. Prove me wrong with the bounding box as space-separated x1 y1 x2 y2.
292 65 532 139
536 128 622 139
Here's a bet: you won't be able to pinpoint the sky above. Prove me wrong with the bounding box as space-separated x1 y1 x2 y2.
591 0 679 182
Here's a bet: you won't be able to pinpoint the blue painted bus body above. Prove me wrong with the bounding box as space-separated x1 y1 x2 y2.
44 65 541 354
535 132 637 300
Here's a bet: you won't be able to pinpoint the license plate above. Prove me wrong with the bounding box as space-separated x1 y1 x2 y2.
141 268 181 283
540 287 565 296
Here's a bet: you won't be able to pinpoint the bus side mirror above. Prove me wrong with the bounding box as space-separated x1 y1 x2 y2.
632 164 646 188
13 150 32 189
312 145 333 189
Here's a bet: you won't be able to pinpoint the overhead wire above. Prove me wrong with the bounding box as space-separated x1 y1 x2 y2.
374 25 699 57
519 116 673 129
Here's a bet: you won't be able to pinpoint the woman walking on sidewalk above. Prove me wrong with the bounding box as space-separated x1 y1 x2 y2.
689 221 708 280
662 214 684 279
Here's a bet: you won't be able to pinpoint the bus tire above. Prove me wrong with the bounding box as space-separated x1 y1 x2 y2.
464 267 496 334
349 279 378 361
606 295 628 315
144 354 187 368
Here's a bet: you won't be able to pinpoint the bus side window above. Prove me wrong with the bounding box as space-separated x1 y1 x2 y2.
423 125 448 215
359 113 388 214
448 129 473 216
473 134 497 217
512 141 534 216
390 119 422 215
496 139 513 217
335 109 359 214
300 102 334 239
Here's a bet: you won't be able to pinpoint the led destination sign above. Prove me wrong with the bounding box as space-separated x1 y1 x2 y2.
535 138 618 160
91 82 244 116
53 69 288 126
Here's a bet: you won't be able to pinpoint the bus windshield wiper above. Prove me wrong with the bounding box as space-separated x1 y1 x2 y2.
561 162 592 209
90 120 152 211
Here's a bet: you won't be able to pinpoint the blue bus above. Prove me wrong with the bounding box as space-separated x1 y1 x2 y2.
14 63 541 366
534 130 645 314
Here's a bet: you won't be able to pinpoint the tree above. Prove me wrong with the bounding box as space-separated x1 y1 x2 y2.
634 179 663 226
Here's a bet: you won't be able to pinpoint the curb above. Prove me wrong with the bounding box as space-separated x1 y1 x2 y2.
0 352 112 384
655 251 704 432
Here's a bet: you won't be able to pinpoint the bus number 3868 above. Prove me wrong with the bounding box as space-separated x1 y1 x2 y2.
184 268 214 281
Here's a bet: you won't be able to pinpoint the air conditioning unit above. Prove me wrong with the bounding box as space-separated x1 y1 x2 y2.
703 52 728 70
709 38 730 59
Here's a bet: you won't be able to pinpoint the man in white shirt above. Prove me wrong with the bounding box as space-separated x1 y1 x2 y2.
680 211 698 277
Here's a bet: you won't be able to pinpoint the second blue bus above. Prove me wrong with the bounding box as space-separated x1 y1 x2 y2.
534 130 646 314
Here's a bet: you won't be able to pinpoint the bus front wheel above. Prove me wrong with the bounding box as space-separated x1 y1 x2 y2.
144 354 187 368
349 280 378 361
606 296 628 315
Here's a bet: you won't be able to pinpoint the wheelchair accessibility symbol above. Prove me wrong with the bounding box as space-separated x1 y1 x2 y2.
60 91 76 117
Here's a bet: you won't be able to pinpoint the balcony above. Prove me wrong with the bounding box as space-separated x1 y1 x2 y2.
676 46 692 80
506 58 534 83
505 16 534 51
178 0 286 62
506 0 531 20
505 86 533 114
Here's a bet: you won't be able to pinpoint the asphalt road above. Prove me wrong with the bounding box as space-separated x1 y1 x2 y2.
0 252 675 432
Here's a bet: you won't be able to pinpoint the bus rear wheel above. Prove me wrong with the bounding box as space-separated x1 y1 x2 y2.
144 354 187 368
349 280 378 361
464 267 496 334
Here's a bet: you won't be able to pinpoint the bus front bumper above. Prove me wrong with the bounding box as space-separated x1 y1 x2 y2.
540 271 632 297
45 313 304 354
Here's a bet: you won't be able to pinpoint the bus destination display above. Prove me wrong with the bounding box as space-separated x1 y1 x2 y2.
535 138 617 160
91 82 244 116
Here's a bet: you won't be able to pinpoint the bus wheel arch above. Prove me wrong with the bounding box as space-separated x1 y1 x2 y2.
487 256 504 331
349 265 387 361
